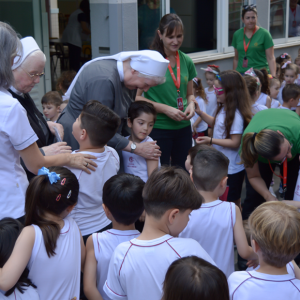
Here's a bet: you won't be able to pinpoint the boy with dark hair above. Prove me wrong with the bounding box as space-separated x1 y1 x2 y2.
68 100 121 241
84 173 144 300
180 145 257 278
279 83 300 111
122 101 159 182
228 202 300 299
41 91 63 122
104 166 215 300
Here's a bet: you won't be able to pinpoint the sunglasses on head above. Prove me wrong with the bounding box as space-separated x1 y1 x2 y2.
213 85 224 96
243 4 257 11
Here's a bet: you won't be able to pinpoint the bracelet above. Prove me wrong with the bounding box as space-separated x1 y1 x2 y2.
210 136 213 145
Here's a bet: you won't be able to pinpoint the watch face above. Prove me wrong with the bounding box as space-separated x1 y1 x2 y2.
131 143 137 150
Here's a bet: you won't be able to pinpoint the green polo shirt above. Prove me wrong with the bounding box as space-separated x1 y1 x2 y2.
240 109 300 164
144 50 197 130
232 27 274 73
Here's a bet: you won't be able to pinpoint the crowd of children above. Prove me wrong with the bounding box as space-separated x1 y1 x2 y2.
2 46 300 300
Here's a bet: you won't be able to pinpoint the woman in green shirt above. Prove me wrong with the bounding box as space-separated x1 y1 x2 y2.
240 109 300 219
232 4 276 77
136 14 196 169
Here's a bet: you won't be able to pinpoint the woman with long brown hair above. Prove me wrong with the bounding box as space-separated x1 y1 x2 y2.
195 70 252 207
136 14 196 170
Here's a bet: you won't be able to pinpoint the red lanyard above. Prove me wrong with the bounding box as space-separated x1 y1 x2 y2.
167 51 180 93
268 159 287 191
243 26 257 57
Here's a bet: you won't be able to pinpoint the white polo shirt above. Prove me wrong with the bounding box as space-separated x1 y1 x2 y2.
228 268 300 300
205 87 217 117
104 234 216 300
92 229 140 300
180 200 236 278
256 92 268 106
213 108 244 174
192 96 208 132
271 99 281 108
28 217 81 300
252 103 268 115
68 147 120 236
0 88 38 219
122 136 160 182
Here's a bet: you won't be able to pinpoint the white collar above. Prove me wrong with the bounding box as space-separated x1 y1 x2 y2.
117 60 124 82
10 85 24 97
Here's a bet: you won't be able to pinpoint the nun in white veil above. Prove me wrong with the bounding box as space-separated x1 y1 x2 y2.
58 50 169 161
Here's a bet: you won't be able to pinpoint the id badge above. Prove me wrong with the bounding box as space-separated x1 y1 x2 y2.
243 57 248 68
177 97 184 111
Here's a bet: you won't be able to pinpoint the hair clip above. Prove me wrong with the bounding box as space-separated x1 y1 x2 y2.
216 74 221 81
245 68 261 85
208 64 219 69
67 190 72 199
201 67 219 75
281 61 291 69
243 4 257 10
281 53 289 59
61 178 66 186
38 167 60 184
192 78 199 86
252 132 257 142
268 74 273 79
56 194 61 202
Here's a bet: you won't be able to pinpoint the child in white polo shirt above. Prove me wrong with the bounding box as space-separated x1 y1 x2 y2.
83 173 144 300
122 101 160 182
180 145 257 278
104 166 215 300
228 202 300 300
67 100 121 242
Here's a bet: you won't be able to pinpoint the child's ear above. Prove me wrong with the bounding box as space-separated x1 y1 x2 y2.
168 208 179 225
102 204 112 220
251 239 260 253
80 128 88 141
220 176 228 188
190 167 194 182
127 118 133 128
57 106 61 113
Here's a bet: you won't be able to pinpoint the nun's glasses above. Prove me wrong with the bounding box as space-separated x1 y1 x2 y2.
21 67 44 79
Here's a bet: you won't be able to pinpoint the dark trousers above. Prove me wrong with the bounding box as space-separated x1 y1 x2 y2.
242 154 299 220
150 125 192 170
68 43 81 72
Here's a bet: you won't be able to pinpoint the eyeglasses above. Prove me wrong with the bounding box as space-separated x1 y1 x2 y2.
21 67 44 79
243 4 257 11
213 85 225 96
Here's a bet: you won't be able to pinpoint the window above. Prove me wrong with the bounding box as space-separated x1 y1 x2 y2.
138 0 163 50
170 0 217 53
288 0 300 37
270 0 286 39
228 0 249 46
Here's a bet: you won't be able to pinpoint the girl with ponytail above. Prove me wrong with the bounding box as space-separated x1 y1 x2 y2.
240 108 300 220
0 167 84 300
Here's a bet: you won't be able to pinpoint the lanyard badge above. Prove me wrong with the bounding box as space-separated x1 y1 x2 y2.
268 159 287 195
167 51 183 111
243 26 257 68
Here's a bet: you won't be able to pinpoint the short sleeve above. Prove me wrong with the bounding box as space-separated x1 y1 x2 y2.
4 102 38 151
230 111 244 135
103 249 128 300
186 56 197 81
263 30 274 50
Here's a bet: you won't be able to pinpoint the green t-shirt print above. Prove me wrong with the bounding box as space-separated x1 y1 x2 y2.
144 50 197 130
232 27 274 73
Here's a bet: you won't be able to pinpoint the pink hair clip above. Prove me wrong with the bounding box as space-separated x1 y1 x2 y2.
281 61 291 69
201 67 219 75
56 194 61 202
193 78 199 86
245 68 260 85
61 178 66 186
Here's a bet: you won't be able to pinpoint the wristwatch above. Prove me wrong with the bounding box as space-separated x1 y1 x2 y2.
130 142 137 153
